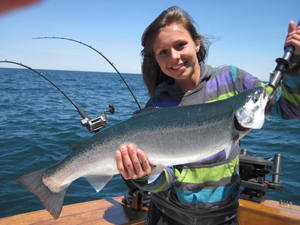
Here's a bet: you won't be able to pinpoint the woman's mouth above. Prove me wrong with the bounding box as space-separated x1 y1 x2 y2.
171 62 186 70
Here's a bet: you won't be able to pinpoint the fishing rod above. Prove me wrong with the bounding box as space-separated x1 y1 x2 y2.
0 60 115 133
268 20 300 99
1 60 146 208
30 37 148 206
33 36 142 110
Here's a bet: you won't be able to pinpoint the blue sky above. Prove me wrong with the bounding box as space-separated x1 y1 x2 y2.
0 0 299 81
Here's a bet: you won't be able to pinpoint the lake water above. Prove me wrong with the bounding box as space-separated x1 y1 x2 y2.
0 67 299 218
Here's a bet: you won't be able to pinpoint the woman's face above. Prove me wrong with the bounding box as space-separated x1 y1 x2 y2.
152 23 200 91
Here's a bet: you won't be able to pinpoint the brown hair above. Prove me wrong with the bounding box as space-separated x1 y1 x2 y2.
141 6 209 97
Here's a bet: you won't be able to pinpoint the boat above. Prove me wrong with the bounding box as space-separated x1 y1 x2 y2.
1 152 300 224
0 196 299 225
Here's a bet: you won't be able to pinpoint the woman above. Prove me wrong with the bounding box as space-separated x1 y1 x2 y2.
116 6 300 225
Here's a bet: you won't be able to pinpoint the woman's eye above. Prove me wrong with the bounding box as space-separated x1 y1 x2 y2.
177 43 186 49
159 50 167 55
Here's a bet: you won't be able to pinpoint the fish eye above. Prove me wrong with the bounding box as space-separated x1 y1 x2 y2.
253 91 261 103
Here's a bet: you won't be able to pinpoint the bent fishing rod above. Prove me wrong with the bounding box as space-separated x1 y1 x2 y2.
33 36 142 110
0 60 115 133
1 60 145 205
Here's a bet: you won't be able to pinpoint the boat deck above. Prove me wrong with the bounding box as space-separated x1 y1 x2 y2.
0 196 147 225
1 197 300 225
238 199 300 225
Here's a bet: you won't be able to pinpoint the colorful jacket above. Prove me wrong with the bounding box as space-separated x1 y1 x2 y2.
133 60 300 224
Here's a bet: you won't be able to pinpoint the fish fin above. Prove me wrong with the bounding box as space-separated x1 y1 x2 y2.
69 143 78 151
148 165 165 184
15 169 66 220
224 140 238 159
70 142 86 151
85 175 113 193
133 107 159 115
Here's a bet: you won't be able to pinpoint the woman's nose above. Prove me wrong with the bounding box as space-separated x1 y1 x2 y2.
170 48 180 60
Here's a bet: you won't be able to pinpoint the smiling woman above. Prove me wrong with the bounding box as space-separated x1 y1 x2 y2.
141 6 209 97
115 6 300 225
152 23 201 93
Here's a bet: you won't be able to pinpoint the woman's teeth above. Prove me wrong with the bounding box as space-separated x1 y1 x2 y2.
172 63 185 70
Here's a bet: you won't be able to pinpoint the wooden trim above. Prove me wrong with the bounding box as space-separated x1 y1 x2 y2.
1 198 300 225
238 199 300 225
0 197 147 225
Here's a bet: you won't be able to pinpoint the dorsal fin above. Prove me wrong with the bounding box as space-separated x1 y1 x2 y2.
133 107 159 115
69 143 78 151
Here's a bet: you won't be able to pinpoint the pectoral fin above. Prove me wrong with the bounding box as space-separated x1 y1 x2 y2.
148 165 165 184
85 175 113 193
225 139 239 159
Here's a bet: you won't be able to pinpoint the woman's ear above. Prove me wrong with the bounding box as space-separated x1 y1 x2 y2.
195 40 200 53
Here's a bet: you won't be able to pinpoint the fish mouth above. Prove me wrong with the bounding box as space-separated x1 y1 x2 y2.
235 87 268 130
234 116 250 131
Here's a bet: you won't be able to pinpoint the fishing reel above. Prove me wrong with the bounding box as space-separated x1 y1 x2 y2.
239 149 283 203
80 104 115 133
268 20 300 99
269 45 295 90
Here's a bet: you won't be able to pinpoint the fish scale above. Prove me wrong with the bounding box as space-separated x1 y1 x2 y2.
15 86 268 219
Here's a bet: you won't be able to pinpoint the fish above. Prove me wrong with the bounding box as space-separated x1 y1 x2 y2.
15 86 268 219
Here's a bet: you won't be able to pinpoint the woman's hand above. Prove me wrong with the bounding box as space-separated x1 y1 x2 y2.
285 21 300 55
115 144 153 180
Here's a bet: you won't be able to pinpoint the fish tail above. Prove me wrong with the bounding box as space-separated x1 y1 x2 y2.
15 168 66 219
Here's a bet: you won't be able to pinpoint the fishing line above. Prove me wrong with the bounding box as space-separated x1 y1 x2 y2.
0 60 79 110
0 60 115 133
33 36 142 110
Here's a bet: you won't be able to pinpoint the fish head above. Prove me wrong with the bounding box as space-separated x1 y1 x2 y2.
235 87 268 129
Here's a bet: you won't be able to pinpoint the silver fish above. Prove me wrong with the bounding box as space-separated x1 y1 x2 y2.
15 86 268 219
